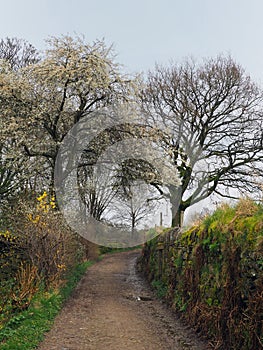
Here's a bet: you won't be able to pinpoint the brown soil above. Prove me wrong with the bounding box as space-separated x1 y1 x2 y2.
37 250 211 350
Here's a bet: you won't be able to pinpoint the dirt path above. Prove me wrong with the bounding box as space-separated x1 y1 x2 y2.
37 250 210 350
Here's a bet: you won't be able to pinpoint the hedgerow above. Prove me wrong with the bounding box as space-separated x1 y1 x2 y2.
139 199 263 350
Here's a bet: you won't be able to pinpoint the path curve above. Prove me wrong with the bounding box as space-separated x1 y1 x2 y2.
37 250 210 350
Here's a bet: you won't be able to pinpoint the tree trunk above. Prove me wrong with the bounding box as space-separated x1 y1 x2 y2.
171 206 184 227
131 213 136 236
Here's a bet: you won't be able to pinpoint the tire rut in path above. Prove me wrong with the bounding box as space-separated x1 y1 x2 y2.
37 250 210 350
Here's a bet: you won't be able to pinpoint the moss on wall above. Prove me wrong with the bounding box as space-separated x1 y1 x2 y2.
139 199 263 350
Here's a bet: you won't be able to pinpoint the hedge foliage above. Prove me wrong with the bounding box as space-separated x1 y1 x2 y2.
0 192 86 329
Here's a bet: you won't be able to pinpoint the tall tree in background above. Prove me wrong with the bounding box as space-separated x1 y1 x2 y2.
110 182 162 234
140 56 263 226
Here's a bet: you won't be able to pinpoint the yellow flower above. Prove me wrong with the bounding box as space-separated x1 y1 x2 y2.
37 191 47 202
0 230 16 241
57 264 66 270
33 215 40 223
50 201 56 209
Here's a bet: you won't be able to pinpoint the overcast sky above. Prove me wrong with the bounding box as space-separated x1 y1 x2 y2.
1 0 263 84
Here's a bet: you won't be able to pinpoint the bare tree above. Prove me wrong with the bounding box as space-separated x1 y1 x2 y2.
75 118 169 223
110 182 161 234
140 56 263 226
78 164 117 221
0 37 39 69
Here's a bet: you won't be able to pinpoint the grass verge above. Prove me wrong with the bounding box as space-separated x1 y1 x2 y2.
0 260 93 350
